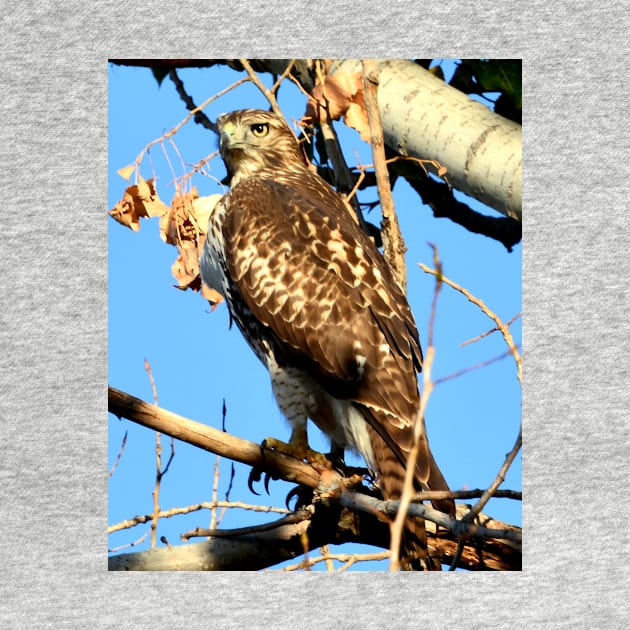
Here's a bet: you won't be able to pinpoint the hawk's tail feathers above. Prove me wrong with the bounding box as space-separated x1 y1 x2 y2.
426 449 456 516
362 416 455 570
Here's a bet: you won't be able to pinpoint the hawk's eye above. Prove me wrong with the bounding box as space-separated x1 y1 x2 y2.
250 123 269 138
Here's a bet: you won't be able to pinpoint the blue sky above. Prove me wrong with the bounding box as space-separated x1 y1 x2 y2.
108 61 522 570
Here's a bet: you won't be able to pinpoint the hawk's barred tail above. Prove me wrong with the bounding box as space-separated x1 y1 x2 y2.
427 449 456 516
366 419 454 570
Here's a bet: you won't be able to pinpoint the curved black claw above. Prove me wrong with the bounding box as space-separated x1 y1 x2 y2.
285 484 314 510
323 450 346 474
248 439 280 496
264 471 273 495
247 466 263 496
248 465 282 496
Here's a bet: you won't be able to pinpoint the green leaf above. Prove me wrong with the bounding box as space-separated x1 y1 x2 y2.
449 60 522 123
449 60 477 94
471 59 522 110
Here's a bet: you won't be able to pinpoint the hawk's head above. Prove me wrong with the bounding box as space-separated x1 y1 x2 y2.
217 109 307 186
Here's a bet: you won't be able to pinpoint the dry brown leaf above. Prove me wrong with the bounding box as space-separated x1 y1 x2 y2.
109 178 169 231
171 241 201 289
170 245 224 308
110 176 225 308
132 178 169 218
160 192 220 244
109 191 141 231
305 71 363 123
201 285 224 310
344 91 370 143
117 164 136 181
160 188 200 245
160 192 225 307
305 70 371 142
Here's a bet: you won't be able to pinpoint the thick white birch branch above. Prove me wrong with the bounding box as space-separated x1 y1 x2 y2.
335 59 522 220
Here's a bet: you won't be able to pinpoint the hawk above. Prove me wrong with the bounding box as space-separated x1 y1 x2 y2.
200 108 454 569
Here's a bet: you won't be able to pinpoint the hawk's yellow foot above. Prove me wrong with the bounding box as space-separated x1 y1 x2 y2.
261 435 332 471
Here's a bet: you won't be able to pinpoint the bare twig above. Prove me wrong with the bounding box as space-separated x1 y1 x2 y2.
412 488 521 502
418 261 522 546
433 347 520 386
144 358 176 548
145 359 161 548
108 530 150 554
210 400 227 530
464 425 522 523
170 150 222 192
275 550 389 572
418 263 522 385
389 244 443 570
270 59 297 95
362 59 407 291
131 77 249 179
210 454 221 531
240 58 283 116
320 545 335 572
182 509 312 541
108 429 127 478
310 60 369 232
460 312 522 347
109 501 290 534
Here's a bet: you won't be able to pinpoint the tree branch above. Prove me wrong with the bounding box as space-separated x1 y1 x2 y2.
109 386 521 571
390 152 522 251
109 494 520 571
336 59 522 220
108 386 321 489
239 58 283 117
307 61 370 234
418 264 522 385
340 491 521 548
362 59 407 292
110 58 521 222
168 69 216 132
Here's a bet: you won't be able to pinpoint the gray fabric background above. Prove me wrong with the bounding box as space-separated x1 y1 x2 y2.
1 1 628 627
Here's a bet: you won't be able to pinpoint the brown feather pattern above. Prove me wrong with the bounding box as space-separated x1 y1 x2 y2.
200 109 454 569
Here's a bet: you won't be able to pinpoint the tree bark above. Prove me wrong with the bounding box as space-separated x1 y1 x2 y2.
109 387 521 571
108 386 321 489
109 58 522 220
335 59 522 220
109 500 520 571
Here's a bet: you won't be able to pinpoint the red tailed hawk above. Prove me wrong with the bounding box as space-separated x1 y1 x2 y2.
200 109 454 569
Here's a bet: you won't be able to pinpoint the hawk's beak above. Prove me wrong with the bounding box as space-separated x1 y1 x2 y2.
220 122 242 152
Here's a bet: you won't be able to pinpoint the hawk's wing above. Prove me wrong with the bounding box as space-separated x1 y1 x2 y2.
221 172 425 472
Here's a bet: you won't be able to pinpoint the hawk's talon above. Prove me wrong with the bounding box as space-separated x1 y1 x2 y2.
285 484 314 510
248 465 281 496
247 467 262 495
262 435 332 472
264 471 273 495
